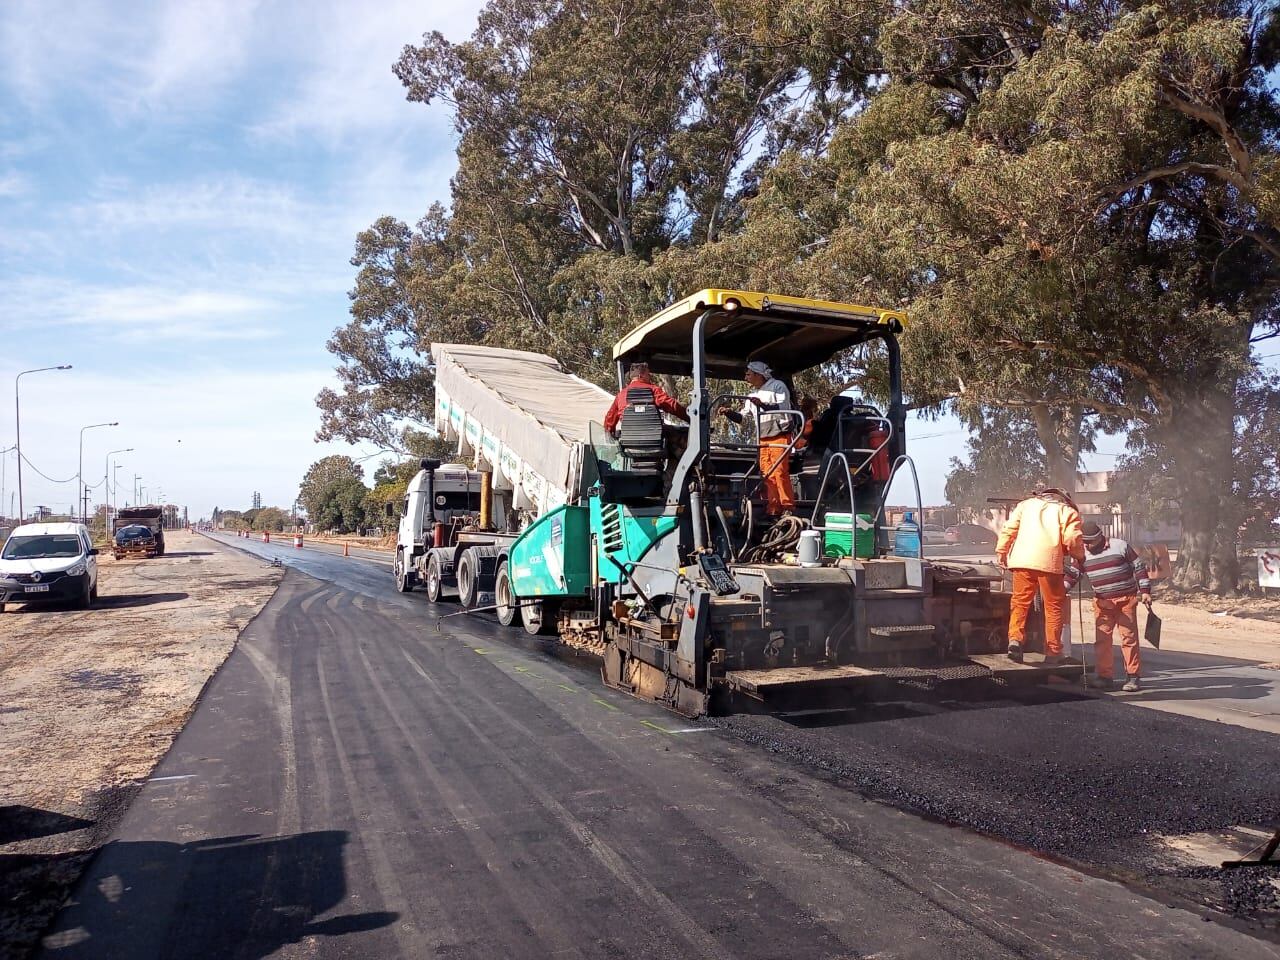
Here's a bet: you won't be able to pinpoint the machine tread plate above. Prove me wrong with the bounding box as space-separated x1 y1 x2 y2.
877 662 992 682
968 653 1085 679
726 664 882 698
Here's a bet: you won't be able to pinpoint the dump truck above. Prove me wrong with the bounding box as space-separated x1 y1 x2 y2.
392 343 612 612
113 506 165 559
420 291 1077 715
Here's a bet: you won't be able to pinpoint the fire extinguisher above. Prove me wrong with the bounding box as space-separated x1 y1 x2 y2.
868 425 891 482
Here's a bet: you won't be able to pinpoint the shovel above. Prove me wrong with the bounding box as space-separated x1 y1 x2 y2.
1144 603 1161 648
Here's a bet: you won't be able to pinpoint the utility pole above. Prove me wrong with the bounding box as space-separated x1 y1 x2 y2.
133 475 142 506
104 447 132 539
78 421 117 522
0 444 14 522
15 365 72 520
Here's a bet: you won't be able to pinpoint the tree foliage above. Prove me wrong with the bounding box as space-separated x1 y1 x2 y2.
298 456 364 521
321 0 1280 592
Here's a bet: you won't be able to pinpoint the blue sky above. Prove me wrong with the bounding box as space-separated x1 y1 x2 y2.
0 0 482 519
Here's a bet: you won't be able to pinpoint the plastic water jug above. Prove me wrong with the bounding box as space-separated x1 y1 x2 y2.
797 530 822 566
894 511 921 558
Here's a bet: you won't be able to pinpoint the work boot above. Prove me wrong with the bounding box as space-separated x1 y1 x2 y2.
1121 675 1142 692
1085 675 1113 691
1042 654 1066 667
1007 642 1024 663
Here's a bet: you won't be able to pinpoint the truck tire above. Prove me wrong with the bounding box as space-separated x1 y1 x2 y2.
457 548 480 608
521 597 559 636
394 549 415 593
495 561 518 627
425 554 444 603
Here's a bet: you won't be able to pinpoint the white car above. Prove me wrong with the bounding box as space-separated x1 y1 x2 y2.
0 522 99 612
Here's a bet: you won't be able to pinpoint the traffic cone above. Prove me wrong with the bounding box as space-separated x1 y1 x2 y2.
294 534 303 548
263 531 270 543
343 542 349 557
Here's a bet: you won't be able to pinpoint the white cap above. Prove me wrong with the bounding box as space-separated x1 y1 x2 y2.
746 360 771 377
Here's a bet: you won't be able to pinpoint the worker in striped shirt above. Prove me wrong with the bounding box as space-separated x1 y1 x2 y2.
1065 521 1153 692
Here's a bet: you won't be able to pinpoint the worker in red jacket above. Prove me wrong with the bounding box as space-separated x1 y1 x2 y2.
603 362 688 436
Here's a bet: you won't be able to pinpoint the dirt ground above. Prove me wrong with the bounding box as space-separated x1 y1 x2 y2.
1068 588 1280 663
0 531 281 959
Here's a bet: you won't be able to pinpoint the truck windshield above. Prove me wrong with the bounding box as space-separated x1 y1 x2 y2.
2 535 84 560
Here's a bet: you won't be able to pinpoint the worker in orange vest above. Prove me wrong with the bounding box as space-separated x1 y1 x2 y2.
996 488 1086 665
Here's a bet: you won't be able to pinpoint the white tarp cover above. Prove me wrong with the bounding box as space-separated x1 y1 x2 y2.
431 343 612 499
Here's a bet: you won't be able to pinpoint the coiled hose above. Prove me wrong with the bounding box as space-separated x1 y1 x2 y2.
741 514 810 564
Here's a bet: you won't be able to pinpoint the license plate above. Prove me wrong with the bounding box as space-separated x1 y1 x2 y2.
24 584 50 593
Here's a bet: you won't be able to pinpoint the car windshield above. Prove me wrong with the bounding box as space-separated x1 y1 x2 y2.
2 534 83 560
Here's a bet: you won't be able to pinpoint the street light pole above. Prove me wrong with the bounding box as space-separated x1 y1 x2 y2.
78 422 118 522
0 444 14 523
133 475 142 506
15 365 72 520
105 447 132 537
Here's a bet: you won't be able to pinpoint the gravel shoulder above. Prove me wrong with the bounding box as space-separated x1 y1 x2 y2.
0 531 281 959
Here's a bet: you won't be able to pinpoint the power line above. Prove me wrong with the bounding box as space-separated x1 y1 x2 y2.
19 453 79 484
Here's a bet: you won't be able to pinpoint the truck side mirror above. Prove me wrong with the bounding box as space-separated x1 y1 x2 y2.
384 501 394 518
420 458 442 472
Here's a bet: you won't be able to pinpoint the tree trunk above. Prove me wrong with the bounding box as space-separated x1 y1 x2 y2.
1169 385 1240 595
1029 403 1081 492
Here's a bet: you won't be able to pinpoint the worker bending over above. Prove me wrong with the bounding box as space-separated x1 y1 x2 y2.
603 361 687 436
721 360 796 515
996 488 1085 665
1065 522 1152 692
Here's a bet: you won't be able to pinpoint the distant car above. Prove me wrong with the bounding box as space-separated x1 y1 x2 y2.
114 523 158 559
921 524 948 545
945 523 998 546
0 522 99 611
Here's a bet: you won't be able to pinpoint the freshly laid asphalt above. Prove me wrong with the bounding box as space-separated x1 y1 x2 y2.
34 532 1280 959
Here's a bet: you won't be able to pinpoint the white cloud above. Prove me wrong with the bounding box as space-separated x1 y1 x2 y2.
2 277 281 343
0 0 259 116
249 0 481 143
72 176 310 236
0 172 29 198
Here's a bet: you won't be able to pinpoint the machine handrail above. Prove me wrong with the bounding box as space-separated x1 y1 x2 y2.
807 452 858 532
874 454 926 560
807 415 894 524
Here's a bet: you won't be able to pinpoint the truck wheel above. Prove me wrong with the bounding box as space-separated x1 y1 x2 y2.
425 555 444 603
495 561 518 627
457 548 480 608
394 549 414 593
521 597 558 637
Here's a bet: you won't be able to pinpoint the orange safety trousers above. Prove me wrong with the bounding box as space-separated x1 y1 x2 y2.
1094 594 1140 679
758 434 796 516
1008 569 1066 656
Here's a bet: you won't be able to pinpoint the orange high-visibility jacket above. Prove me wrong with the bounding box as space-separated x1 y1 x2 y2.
996 496 1085 574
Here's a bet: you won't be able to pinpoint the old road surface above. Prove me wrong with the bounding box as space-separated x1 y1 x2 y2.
36 532 1280 960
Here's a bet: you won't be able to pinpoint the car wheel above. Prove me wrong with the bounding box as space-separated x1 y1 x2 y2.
425 555 443 603
521 597 558 636
77 579 92 609
394 549 414 593
90 581 98 601
495 561 518 627
457 549 479 608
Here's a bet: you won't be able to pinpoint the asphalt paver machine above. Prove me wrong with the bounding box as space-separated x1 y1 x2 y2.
498 289 1076 715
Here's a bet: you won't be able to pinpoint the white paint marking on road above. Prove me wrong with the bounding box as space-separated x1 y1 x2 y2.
148 774 197 782
667 727 715 734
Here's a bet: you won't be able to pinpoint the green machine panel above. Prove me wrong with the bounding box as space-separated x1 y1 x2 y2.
591 499 677 583
509 505 592 598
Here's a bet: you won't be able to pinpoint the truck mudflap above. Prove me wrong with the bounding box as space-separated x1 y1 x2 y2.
724 654 1083 703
